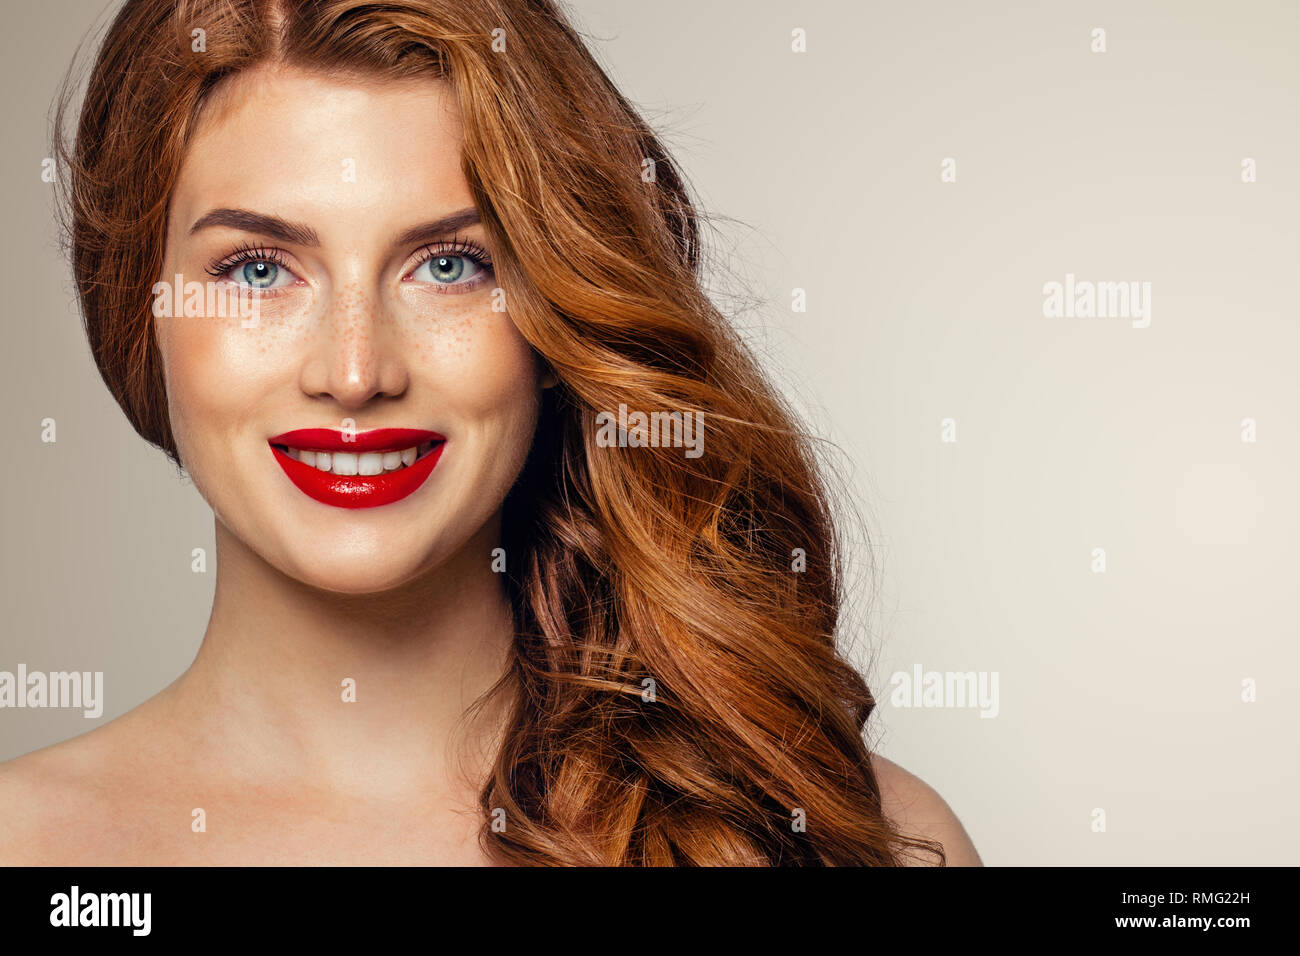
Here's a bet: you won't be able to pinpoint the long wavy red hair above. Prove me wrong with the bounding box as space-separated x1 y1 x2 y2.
57 0 944 865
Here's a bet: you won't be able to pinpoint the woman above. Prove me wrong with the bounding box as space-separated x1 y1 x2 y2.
0 0 979 866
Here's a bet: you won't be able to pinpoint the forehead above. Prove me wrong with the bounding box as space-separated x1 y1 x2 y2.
170 63 469 233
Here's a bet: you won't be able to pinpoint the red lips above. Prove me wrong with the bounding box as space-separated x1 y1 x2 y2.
268 428 445 509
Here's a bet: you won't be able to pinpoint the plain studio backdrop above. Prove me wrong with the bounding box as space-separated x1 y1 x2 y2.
2 0 1297 865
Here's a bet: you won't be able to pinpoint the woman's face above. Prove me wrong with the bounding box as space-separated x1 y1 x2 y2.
156 64 547 593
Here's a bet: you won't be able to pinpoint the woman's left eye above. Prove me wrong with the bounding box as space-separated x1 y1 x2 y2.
409 254 487 287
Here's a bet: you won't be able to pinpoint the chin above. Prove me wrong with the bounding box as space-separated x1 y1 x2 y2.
275 547 442 596
238 509 464 596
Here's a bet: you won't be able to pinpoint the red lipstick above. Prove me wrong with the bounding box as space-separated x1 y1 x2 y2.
268 428 445 509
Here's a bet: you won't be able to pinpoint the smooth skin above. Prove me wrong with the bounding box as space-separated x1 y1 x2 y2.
0 65 980 866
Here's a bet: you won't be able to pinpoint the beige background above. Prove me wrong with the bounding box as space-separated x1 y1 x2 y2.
2 0 1297 864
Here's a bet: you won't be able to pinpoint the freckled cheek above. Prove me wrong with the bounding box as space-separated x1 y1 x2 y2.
411 311 542 432
155 315 299 460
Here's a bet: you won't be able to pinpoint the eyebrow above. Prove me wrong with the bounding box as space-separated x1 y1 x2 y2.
187 206 483 249
394 208 482 246
190 209 320 246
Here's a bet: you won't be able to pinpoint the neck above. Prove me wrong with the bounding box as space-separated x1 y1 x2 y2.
165 513 517 801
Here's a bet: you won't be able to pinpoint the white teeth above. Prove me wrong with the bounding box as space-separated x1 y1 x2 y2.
279 443 428 475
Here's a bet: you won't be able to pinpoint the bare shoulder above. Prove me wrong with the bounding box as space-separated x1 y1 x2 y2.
871 753 983 866
0 735 107 864
0 705 170 865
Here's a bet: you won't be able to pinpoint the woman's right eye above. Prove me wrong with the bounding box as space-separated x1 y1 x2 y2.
222 259 296 290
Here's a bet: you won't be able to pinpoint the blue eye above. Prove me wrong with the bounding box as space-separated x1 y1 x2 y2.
411 254 485 286
206 245 297 291
237 260 291 289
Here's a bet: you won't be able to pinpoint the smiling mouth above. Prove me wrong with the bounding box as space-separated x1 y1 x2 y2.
269 440 441 476
268 428 447 509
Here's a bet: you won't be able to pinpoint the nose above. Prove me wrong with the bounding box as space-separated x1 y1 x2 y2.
299 282 410 410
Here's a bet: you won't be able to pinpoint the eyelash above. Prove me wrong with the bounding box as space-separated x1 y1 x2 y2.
205 242 287 280
203 236 495 289
410 237 494 275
